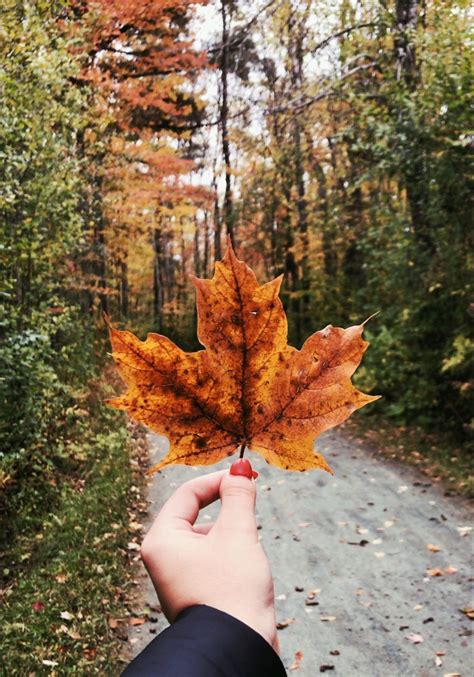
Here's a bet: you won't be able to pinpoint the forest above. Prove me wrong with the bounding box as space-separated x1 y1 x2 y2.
0 0 472 672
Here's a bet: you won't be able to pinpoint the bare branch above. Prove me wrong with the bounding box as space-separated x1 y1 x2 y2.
311 22 386 54
266 62 379 114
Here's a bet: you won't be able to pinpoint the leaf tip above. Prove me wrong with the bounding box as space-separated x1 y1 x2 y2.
362 311 381 326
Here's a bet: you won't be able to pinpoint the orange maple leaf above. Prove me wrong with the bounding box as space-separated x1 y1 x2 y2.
107 245 379 474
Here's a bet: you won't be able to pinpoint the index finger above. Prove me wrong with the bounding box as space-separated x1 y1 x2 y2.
153 470 227 532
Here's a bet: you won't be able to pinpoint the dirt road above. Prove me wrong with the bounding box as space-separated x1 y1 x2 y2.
128 430 472 677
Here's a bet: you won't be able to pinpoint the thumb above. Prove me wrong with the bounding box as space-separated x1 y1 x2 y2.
215 470 257 535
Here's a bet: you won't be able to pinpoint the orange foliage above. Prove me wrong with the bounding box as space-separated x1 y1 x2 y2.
80 0 208 131
107 245 379 473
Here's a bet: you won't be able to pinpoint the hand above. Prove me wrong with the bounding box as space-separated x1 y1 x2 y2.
140 467 279 653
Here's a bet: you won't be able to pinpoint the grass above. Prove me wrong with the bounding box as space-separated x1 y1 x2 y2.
344 412 474 499
0 382 147 676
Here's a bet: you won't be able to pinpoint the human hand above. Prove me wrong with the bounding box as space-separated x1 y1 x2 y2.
140 466 279 653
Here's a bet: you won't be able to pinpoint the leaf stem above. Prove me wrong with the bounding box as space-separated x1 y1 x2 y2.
239 442 246 458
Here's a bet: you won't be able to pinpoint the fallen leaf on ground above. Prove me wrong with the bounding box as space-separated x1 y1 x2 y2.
107 244 378 474
443 673 461 677
347 539 369 546
129 617 146 626
277 617 295 629
427 567 444 577
289 650 304 671
67 628 81 640
456 526 472 536
320 616 337 622
55 573 67 584
305 598 320 606
83 648 97 661
426 544 441 552
108 618 119 629
426 566 457 577
436 651 446 656
406 633 424 644
31 601 44 612
444 566 458 575
60 610 74 621
320 665 335 672
330 650 340 656
460 606 474 620
435 656 443 667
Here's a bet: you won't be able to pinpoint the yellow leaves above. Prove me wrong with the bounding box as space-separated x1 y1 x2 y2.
108 244 378 473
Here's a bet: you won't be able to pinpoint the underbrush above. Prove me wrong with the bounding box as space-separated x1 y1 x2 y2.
345 412 473 499
0 382 147 675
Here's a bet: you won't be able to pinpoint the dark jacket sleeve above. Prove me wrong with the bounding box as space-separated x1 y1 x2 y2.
121 604 287 677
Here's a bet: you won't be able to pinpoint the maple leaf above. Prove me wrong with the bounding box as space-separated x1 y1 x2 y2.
107 245 379 474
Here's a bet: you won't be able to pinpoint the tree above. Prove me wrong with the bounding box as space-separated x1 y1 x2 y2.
73 0 210 321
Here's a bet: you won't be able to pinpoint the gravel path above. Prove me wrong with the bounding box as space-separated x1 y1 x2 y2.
127 430 473 677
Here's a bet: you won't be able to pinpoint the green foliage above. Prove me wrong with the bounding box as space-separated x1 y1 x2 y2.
232 1 472 441
0 0 96 480
0 13 138 672
0 405 137 674
343 3 473 437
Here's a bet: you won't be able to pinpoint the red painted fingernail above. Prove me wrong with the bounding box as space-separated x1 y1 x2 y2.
230 458 254 479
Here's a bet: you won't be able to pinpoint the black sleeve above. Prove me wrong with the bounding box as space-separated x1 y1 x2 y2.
121 604 287 677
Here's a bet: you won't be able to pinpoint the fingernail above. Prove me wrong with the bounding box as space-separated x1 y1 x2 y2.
230 458 254 480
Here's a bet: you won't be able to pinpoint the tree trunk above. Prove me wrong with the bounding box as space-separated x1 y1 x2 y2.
94 210 108 314
311 158 336 277
193 215 201 277
212 170 222 262
394 0 434 253
153 226 164 330
120 259 129 318
203 212 210 277
395 0 419 87
220 0 236 248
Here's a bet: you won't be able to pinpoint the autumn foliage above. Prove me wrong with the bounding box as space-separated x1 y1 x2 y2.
107 245 378 473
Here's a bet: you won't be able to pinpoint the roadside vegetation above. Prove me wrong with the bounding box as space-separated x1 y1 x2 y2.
1 0 471 672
